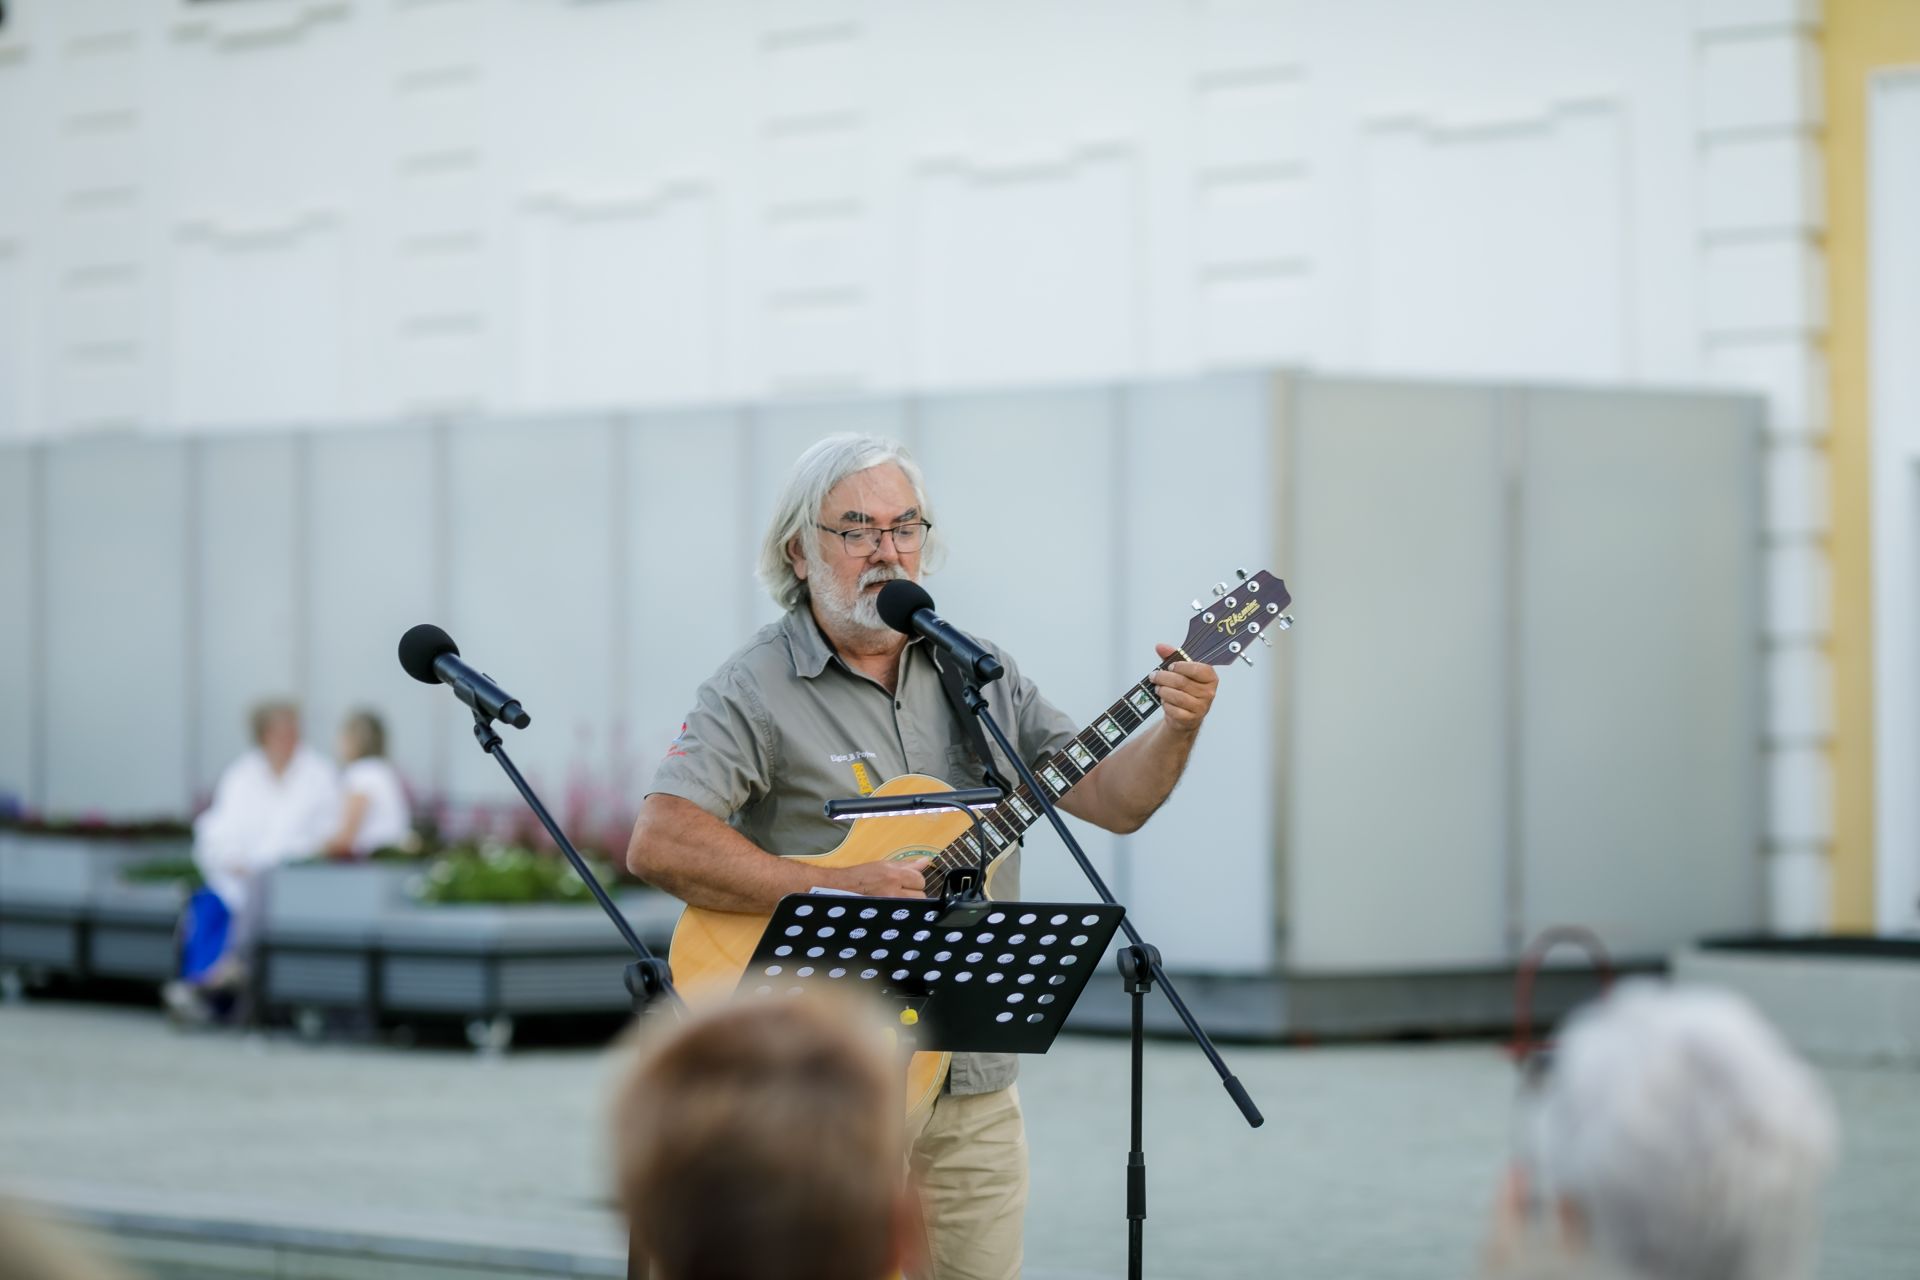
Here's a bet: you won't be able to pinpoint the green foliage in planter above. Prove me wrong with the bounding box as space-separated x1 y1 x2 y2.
118 857 204 890
412 843 617 905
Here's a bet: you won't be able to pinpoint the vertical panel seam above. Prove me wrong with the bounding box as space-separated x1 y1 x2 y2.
27 443 46 812
1502 389 1527 960
1110 381 1132 907
183 439 203 811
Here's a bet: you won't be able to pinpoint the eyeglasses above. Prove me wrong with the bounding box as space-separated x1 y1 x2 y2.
816 521 932 557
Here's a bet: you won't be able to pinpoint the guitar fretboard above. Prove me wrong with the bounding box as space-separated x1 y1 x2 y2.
917 662 1171 893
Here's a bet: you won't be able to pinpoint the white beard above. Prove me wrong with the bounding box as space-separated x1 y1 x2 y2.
807 546 910 642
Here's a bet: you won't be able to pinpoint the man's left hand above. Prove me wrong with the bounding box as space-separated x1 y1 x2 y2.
1148 644 1219 738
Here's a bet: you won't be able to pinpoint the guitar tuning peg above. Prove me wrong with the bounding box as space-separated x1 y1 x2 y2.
1235 568 1249 581
1258 632 1273 647
1239 652 1255 667
1212 581 1228 596
1190 598 1204 612
1275 614 1294 631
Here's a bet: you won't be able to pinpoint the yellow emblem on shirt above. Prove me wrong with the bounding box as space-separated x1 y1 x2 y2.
849 761 876 796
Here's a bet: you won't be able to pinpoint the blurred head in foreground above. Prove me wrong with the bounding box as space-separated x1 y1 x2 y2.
248 699 302 774
613 994 914 1280
1496 981 1837 1280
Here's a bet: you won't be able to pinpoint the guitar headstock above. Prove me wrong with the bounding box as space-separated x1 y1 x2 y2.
1179 568 1292 667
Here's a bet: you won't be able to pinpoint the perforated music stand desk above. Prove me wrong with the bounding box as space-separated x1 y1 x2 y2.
740 893 1126 1053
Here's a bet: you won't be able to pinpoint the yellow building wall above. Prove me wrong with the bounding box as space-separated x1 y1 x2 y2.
1825 0 1920 928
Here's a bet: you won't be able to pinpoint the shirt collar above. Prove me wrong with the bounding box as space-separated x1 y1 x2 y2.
782 606 920 681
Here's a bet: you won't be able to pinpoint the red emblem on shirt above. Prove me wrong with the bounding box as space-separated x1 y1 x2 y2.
664 722 689 760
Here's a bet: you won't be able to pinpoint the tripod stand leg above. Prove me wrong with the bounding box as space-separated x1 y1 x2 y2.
1119 944 1157 1280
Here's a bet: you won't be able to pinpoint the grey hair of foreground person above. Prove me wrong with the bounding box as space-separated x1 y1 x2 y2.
1527 981 1838 1280
756 434 940 612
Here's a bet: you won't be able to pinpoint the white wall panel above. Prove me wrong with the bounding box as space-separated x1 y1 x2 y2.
305 426 439 812
913 389 1123 907
909 152 1139 388
1361 104 1628 382
442 419 617 821
625 410 755 803
1286 380 1509 971
1698 31 1821 134
1117 375 1278 973
193 436 302 796
516 193 722 412
168 224 348 429
0 448 34 809
42 439 191 816
1703 236 1825 335
1517 391 1762 958
0 246 31 439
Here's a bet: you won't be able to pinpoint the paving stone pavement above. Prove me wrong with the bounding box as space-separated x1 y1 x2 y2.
1 1002 1915 1280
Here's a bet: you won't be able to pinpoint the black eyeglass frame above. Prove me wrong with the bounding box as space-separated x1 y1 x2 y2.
814 520 934 557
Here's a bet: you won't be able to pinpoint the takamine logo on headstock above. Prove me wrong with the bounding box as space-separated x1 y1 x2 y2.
1181 569 1292 668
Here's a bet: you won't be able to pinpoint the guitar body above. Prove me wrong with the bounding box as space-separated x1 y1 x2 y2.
668 773 1001 1120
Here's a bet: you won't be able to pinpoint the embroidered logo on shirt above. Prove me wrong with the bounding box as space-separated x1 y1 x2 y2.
664 722 689 760
829 751 877 764
849 761 877 796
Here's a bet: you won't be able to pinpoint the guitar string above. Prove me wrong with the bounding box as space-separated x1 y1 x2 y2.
908 589 1278 891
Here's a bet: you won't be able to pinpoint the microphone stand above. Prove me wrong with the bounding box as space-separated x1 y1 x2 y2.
959 680 1262 1280
464 707 678 1280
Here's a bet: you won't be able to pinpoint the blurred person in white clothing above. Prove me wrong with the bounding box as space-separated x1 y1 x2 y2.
1489 981 1837 1280
169 700 338 1020
323 709 413 858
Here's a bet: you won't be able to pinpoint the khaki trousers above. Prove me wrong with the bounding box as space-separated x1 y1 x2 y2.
905 1084 1028 1280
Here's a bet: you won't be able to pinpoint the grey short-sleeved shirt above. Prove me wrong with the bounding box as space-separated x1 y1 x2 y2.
648 606 1079 1094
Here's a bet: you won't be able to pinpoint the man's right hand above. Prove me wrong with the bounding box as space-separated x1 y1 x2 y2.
832 858 930 898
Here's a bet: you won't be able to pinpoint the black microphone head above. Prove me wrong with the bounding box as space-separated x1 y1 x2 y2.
876 579 934 636
398 623 458 685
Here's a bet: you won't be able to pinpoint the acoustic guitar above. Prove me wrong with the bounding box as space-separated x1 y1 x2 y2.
667 569 1291 1117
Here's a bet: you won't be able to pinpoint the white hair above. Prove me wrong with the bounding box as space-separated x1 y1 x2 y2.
756 434 938 612
1529 981 1837 1280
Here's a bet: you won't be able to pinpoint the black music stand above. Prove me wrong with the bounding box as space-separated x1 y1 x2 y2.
741 892 1125 1055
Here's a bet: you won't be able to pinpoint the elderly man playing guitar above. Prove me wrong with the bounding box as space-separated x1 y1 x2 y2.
627 434 1221 1280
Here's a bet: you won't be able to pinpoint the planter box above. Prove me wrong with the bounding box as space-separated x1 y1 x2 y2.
265 861 423 935
259 889 683 1030
90 879 192 982
1673 935 1920 1067
0 833 191 909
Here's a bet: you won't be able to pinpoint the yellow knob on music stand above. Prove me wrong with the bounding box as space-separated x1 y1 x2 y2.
900 1008 919 1026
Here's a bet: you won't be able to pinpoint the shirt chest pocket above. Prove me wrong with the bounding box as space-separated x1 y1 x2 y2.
944 741 993 789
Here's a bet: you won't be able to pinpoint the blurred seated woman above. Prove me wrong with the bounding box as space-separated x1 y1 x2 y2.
324 709 414 858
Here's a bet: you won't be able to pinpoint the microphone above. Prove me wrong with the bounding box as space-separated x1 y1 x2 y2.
876 581 1005 684
398 623 532 729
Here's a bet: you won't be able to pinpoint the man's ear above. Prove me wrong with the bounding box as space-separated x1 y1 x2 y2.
788 535 808 581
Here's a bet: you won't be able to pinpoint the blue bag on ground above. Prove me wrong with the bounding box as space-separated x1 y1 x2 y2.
178 889 231 982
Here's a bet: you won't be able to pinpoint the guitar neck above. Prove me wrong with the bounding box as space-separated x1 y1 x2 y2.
921 662 1171 888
